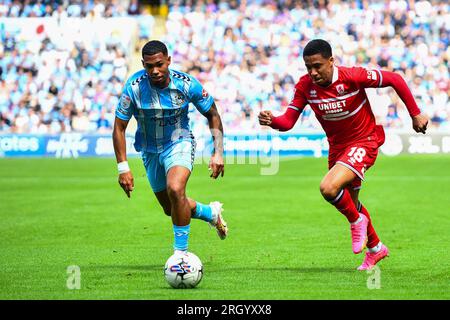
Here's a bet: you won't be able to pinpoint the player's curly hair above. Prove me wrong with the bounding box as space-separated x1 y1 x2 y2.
142 40 168 58
303 39 332 59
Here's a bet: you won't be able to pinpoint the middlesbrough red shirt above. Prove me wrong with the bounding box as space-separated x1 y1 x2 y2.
289 66 387 148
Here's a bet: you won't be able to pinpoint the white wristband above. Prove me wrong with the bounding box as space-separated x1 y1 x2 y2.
117 161 130 174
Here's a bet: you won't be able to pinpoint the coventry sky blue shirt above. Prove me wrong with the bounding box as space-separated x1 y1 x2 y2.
115 68 214 153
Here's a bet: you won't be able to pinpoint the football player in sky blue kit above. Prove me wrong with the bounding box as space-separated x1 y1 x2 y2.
113 40 228 257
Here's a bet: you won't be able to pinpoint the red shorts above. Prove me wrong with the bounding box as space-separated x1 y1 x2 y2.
328 139 379 190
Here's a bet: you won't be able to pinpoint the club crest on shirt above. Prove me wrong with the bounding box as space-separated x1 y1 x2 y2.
174 93 185 106
120 94 131 109
202 88 209 98
367 70 377 81
336 84 346 95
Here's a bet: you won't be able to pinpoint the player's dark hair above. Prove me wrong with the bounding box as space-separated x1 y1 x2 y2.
142 40 168 58
303 39 332 59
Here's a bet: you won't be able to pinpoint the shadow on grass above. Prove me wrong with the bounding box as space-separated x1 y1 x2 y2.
221 267 353 273
83 265 163 271
85 265 353 273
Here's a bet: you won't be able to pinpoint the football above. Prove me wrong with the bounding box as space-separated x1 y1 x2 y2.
164 252 203 289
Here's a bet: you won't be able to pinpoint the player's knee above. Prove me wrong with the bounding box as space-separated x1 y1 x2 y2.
319 181 340 200
166 183 186 201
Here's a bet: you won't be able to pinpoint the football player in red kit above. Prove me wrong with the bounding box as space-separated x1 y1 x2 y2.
259 39 428 270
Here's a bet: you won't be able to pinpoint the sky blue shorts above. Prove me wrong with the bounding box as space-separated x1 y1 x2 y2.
141 139 196 193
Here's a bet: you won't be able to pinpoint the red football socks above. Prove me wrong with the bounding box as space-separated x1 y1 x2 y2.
330 189 360 223
357 202 380 248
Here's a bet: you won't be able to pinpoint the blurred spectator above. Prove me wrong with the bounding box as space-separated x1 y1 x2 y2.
128 0 140 15
96 108 111 133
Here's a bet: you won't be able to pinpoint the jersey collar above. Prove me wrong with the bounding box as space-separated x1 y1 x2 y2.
313 65 339 88
148 71 172 90
331 65 339 84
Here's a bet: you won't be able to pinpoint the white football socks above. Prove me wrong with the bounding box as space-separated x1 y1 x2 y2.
350 215 363 225
368 242 382 253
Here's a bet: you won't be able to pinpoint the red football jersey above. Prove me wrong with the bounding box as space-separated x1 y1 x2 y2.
289 66 386 147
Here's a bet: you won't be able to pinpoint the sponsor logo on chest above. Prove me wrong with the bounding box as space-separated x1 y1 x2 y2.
306 86 364 121
317 100 347 114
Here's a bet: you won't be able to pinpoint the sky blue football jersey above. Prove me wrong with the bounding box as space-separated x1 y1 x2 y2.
115 68 214 153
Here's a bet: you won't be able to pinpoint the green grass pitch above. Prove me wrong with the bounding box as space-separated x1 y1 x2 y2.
0 155 449 299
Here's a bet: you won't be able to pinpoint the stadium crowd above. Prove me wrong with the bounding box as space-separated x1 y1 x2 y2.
0 0 140 18
0 0 152 133
0 0 449 134
165 0 450 134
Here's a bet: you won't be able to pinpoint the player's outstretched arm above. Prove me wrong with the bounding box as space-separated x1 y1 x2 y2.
203 103 224 179
258 107 301 131
112 117 134 198
380 71 429 134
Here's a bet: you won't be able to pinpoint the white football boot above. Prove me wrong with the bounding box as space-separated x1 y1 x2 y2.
209 201 228 240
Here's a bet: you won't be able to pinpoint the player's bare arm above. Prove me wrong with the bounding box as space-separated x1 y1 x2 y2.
204 103 224 179
113 117 134 198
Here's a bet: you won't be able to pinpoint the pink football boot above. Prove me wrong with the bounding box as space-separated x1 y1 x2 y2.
357 244 389 271
350 214 369 254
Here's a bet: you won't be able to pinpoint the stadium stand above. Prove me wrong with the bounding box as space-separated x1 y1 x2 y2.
0 0 448 135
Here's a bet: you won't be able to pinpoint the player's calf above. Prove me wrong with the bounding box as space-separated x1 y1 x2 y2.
191 201 213 222
155 199 171 216
325 188 368 253
191 201 228 240
326 188 361 224
357 201 381 249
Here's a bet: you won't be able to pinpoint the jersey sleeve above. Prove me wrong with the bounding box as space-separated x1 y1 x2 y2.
188 76 214 114
350 66 384 89
115 82 135 121
288 81 307 113
352 67 421 117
